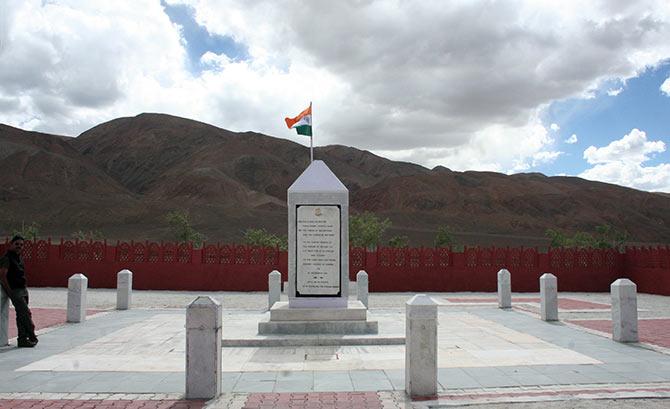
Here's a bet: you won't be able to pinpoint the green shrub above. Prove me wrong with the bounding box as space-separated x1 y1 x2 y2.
388 235 409 248
165 210 204 248
434 226 456 247
242 228 287 250
349 212 391 249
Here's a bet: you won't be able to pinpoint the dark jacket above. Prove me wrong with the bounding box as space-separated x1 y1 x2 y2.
1 250 26 289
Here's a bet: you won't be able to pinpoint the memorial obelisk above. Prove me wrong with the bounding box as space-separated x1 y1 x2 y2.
258 160 377 335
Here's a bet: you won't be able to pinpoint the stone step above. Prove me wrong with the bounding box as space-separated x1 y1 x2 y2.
222 335 404 347
269 301 367 321
258 319 378 335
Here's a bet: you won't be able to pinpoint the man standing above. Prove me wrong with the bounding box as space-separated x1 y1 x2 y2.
0 235 38 347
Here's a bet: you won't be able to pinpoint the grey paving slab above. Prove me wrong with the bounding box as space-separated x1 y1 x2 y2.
275 380 315 392
438 368 480 390
235 381 277 393
237 371 278 382
313 371 354 392
222 372 242 392
349 370 393 391
275 371 314 392
27 372 100 393
477 375 522 388
509 373 556 386
3 299 670 396
383 369 404 391
468 307 670 387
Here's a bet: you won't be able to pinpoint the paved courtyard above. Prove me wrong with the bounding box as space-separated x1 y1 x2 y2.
1 289 670 408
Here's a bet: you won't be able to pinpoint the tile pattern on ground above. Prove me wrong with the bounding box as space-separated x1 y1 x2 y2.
8 308 104 339
569 318 670 348
241 392 382 409
446 297 610 310
19 311 597 374
17 314 184 372
0 399 205 408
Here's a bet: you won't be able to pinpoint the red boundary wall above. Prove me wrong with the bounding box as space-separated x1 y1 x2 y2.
2 238 668 294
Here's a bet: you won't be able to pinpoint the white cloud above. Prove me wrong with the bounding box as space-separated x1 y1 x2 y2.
607 87 623 96
550 123 560 131
580 129 670 191
583 128 664 164
662 77 670 96
0 0 670 177
375 117 558 173
565 134 578 144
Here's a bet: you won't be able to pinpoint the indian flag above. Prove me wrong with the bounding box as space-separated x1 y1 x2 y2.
284 103 312 136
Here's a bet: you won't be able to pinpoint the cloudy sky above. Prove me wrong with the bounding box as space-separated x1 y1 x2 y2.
1 0 670 191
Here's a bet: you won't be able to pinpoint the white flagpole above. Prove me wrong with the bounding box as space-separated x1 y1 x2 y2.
310 101 314 163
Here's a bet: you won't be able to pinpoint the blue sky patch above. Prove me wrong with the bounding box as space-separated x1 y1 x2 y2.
541 61 670 176
161 0 249 74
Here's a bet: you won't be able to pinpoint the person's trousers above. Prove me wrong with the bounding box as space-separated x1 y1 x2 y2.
8 287 36 340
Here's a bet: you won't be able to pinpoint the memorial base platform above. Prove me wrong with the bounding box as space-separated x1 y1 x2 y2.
258 301 379 335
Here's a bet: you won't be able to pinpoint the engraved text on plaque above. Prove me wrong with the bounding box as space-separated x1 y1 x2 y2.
296 205 341 296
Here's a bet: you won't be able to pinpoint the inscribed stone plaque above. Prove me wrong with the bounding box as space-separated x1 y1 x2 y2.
296 205 341 296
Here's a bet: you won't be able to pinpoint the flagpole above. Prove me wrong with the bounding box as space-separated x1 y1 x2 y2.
310 101 314 163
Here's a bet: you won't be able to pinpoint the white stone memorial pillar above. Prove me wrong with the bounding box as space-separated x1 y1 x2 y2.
611 278 638 343
540 273 558 321
405 294 438 399
0 287 9 346
185 296 222 399
116 269 133 310
288 160 349 308
357 270 369 308
268 270 281 310
497 269 511 309
67 273 88 323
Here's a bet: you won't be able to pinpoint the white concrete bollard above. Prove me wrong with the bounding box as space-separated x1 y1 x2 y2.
540 273 558 321
268 270 281 310
1 287 9 346
611 278 638 343
357 270 369 308
67 273 88 323
405 294 438 399
497 269 511 309
186 296 222 399
116 269 133 310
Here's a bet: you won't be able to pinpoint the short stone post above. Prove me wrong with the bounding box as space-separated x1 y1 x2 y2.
611 279 638 342
405 294 438 399
268 270 281 310
186 296 222 399
67 273 88 323
357 270 369 308
540 273 558 321
497 269 511 309
1 287 9 346
116 269 133 310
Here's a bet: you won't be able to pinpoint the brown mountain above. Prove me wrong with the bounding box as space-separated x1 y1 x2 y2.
1 113 669 246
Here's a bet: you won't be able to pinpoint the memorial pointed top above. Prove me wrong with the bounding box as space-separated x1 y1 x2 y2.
188 296 221 307
288 160 348 193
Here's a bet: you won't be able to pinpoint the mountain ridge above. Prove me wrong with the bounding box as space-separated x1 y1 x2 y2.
1 113 669 246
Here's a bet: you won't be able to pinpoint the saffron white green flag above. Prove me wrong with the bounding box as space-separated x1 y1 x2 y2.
284 103 312 136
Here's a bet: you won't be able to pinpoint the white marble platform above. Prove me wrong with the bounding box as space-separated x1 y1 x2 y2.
17 309 600 374
258 300 378 336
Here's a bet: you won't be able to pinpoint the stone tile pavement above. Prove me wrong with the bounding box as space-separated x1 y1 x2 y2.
569 318 670 349
1 290 670 408
445 297 610 311
7 308 104 339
